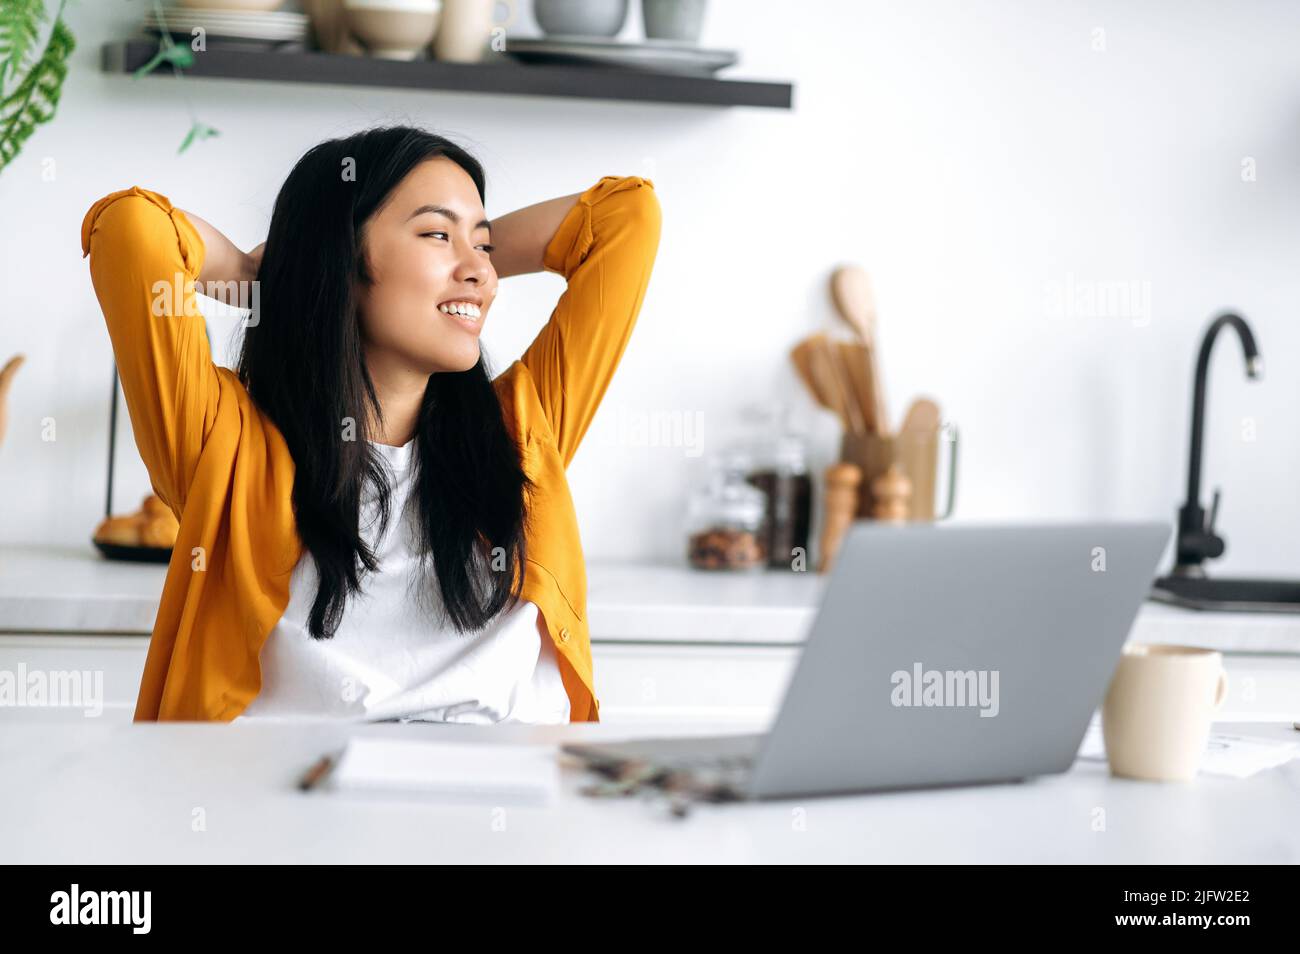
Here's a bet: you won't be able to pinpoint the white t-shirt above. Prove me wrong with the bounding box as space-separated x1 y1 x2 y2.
233 437 571 725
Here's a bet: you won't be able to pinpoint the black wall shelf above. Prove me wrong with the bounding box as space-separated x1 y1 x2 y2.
101 40 794 110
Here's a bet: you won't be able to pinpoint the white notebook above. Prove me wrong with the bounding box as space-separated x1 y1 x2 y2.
325 738 560 805
1077 721 1300 779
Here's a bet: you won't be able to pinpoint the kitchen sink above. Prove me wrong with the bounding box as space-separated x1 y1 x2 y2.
1152 576 1300 613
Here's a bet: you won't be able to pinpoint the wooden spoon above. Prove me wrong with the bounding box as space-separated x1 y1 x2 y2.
830 266 889 434
830 266 877 342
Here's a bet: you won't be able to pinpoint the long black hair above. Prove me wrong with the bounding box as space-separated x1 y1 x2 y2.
237 125 534 639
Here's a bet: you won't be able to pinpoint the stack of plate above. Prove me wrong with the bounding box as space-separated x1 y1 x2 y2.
504 36 737 76
142 5 310 51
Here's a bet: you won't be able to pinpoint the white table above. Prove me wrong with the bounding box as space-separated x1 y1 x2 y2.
2 718 1296 864
4 544 1298 862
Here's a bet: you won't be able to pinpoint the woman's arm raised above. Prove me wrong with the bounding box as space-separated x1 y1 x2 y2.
507 176 662 468
179 208 261 306
487 192 582 279
81 187 227 512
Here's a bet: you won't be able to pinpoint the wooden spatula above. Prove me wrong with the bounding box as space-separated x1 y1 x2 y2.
837 340 880 434
790 334 865 435
790 337 832 411
813 333 866 435
899 397 942 520
900 397 941 434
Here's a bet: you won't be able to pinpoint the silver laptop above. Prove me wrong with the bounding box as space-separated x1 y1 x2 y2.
564 521 1171 801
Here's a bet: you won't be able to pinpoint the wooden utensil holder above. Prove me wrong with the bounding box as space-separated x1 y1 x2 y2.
840 424 957 521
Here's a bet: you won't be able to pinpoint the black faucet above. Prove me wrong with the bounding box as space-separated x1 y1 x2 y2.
1172 312 1263 577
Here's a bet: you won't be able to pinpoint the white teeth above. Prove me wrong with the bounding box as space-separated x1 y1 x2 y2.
439 302 481 319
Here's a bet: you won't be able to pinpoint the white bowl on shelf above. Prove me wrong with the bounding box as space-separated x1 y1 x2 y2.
534 0 627 37
144 6 309 42
343 0 442 60
175 0 288 11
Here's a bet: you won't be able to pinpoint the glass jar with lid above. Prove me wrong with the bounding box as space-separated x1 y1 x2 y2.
745 430 813 570
685 448 769 571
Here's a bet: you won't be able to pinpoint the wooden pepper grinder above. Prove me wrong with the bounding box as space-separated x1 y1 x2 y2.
818 461 862 573
870 463 912 522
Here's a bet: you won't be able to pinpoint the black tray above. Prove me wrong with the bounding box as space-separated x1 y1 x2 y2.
92 540 173 564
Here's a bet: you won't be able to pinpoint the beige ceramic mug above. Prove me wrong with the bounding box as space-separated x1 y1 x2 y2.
434 0 516 62
1102 643 1228 782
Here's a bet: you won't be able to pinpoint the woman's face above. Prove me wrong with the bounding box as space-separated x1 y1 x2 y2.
356 156 496 375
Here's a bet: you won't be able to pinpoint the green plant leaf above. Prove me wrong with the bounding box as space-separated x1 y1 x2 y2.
0 13 75 176
135 0 219 157
178 120 219 155
0 0 47 87
132 41 195 79
165 44 195 69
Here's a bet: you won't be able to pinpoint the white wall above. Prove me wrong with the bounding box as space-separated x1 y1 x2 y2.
2 0 1298 578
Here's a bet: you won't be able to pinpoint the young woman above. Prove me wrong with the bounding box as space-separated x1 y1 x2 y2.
81 125 661 724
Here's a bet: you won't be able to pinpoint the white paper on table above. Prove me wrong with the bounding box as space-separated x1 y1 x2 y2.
1076 722 1300 779
324 738 560 805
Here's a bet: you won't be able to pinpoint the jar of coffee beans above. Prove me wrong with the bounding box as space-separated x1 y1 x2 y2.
686 450 769 571
744 432 812 571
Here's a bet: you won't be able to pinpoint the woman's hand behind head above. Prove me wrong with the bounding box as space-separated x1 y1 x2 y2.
246 241 266 278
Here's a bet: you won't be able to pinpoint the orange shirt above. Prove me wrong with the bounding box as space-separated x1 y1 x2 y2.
80 175 662 722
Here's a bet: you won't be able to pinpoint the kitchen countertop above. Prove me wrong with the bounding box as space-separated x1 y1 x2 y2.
3 717 1297 863
2 542 1299 652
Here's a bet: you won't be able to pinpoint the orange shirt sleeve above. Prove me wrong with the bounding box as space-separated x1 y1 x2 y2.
523 175 662 469
81 186 218 515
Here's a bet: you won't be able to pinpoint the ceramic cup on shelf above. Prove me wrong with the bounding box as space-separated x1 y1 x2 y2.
1102 644 1229 782
303 0 369 55
302 0 348 53
343 0 443 60
533 0 627 37
433 0 516 63
642 0 706 43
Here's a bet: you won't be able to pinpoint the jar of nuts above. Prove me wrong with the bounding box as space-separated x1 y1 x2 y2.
686 450 769 571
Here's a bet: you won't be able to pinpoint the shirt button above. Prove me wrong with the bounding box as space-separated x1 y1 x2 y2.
559 627 571 642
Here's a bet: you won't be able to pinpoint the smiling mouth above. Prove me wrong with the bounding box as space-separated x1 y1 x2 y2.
438 300 482 322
